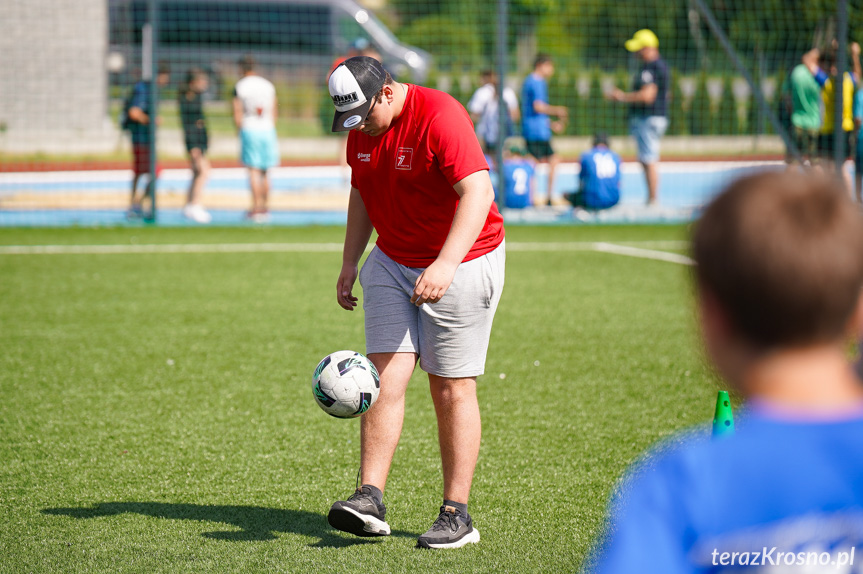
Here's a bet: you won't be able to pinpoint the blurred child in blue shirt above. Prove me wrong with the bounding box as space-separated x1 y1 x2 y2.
590 172 863 573
564 133 621 211
501 146 535 209
853 86 863 202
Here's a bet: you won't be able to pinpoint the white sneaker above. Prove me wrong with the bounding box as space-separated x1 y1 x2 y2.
249 211 270 223
572 207 593 222
183 204 212 224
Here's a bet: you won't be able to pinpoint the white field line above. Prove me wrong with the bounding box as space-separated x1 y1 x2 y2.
0 242 347 254
506 240 688 252
592 242 695 266
0 161 782 185
0 240 691 264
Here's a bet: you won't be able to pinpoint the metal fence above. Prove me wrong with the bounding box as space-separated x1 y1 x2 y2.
0 0 857 225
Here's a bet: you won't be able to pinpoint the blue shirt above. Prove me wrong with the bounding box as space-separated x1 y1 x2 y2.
503 159 534 209
521 73 551 142
854 89 863 139
592 405 863 573
128 81 153 145
579 146 621 209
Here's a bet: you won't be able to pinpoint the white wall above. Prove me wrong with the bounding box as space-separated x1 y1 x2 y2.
0 0 113 149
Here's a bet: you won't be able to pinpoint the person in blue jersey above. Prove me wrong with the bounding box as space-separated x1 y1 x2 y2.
125 63 170 219
500 145 535 209
521 54 568 206
564 133 621 212
590 171 863 573
854 76 863 203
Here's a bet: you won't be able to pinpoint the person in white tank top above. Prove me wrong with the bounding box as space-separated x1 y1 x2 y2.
233 55 279 221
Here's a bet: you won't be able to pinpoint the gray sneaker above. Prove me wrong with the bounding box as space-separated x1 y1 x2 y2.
416 505 480 549
328 486 391 537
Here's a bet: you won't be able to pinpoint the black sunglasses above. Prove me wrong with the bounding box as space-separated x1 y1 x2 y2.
360 89 384 126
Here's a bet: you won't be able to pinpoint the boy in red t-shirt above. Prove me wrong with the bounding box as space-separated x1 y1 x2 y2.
325 56 505 549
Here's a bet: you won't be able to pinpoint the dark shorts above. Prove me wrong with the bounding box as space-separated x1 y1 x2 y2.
564 190 587 208
184 128 208 154
817 131 854 160
786 126 819 163
525 140 554 161
132 144 162 176
856 136 863 174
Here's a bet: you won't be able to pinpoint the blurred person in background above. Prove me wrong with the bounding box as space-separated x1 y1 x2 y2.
499 144 535 209
468 69 519 168
564 132 621 218
330 38 368 76
178 68 212 224
609 29 669 207
125 63 170 219
521 54 567 206
853 67 863 202
590 171 863 573
817 43 861 193
233 55 279 222
782 48 828 170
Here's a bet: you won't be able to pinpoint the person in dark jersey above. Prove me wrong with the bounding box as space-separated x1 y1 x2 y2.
608 29 669 206
178 68 211 224
125 63 169 218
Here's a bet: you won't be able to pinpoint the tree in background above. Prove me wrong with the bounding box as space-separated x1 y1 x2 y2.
689 72 712 135
668 78 689 136
387 0 859 76
716 75 739 135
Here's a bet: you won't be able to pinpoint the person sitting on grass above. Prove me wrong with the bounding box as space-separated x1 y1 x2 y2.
500 145 536 209
590 171 863 573
564 132 621 216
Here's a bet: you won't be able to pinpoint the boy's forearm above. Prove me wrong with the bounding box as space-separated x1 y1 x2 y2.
343 187 374 266
437 171 495 267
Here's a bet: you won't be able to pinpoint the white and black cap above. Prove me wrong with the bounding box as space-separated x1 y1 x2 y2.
329 56 387 132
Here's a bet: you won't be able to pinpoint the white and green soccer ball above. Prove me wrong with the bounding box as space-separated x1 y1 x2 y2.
312 350 380 418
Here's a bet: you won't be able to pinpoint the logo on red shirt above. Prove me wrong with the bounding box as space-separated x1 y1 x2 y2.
395 147 413 171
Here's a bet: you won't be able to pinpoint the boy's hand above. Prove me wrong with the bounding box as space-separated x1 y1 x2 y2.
336 264 359 310
411 260 457 306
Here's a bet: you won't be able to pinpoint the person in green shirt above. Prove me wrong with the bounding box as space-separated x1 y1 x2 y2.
785 48 827 168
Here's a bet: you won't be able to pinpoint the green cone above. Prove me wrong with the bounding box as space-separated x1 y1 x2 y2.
712 390 735 438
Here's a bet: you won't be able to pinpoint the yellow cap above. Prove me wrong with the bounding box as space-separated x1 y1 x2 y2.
625 29 659 52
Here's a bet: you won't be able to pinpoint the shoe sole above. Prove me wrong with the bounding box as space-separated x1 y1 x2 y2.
328 504 391 537
416 527 480 549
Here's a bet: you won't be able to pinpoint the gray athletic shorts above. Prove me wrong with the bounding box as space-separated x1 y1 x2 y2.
358 241 505 379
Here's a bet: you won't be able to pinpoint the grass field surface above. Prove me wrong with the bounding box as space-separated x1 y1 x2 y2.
0 224 723 573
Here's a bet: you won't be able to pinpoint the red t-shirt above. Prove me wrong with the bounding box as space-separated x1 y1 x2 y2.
347 84 505 267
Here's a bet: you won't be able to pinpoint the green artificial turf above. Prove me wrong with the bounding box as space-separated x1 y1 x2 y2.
0 224 722 573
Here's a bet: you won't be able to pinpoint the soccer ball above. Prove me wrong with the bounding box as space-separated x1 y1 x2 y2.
312 350 380 418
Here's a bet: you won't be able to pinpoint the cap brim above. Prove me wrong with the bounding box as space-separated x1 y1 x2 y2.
332 100 373 132
625 39 643 52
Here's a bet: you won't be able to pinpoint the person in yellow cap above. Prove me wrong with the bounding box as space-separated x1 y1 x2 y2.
608 29 670 206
